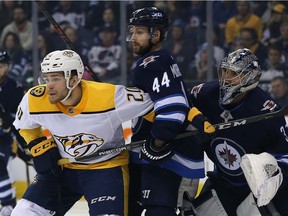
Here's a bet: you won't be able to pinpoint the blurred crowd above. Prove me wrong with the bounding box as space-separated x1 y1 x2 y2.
0 0 288 105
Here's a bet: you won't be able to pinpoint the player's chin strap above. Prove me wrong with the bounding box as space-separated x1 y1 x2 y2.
60 78 81 102
240 152 283 207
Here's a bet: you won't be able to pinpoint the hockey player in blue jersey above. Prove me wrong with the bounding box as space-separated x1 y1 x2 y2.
0 51 26 216
126 7 215 216
188 48 288 215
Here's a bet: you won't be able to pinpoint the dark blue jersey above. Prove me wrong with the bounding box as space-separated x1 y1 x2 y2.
190 81 288 186
132 49 190 141
0 77 24 136
130 49 205 179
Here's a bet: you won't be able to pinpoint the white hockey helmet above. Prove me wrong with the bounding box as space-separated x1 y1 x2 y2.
218 48 261 105
41 50 84 102
41 49 84 80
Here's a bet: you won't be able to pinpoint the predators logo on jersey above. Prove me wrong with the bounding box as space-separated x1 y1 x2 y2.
54 133 104 158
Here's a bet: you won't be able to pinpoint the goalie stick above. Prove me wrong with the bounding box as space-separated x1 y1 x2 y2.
34 0 101 82
58 104 288 165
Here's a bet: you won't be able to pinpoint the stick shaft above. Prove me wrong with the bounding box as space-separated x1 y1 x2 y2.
58 131 197 165
35 0 101 82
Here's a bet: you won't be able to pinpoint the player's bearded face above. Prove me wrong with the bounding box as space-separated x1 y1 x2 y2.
43 72 69 104
128 26 152 55
0 63 8 83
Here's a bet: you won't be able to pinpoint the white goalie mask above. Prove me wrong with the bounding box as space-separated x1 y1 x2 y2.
218 48 261 105
40 50 84 102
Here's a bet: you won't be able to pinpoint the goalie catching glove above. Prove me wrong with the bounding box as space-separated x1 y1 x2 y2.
140 135 174 163
240 152 283 207
28 137 62 176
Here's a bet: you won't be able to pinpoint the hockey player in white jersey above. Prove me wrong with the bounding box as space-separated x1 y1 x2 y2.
11 49 153 216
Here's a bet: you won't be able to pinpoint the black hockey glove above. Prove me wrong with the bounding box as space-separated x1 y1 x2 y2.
17 145 33 165
188 107 215 143
28 137 62 177
140 136 174 163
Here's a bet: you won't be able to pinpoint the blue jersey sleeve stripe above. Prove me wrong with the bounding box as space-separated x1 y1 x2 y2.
155 112 186 123
156 113 186 122
154 93 186 103
154 96 188 111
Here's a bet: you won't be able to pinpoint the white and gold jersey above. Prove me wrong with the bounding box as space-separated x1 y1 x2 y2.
14 80 153 169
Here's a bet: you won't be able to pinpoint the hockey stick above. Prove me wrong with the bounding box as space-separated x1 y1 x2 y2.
213 104 288 130
58 104 288 165
58 131 197 165
34 0 101 82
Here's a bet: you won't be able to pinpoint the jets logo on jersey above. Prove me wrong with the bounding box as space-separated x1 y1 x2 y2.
30 86 46 97
261 100 277 111
190 83 204 98
139 55 159 68
54 133 104 158
211 137 246 176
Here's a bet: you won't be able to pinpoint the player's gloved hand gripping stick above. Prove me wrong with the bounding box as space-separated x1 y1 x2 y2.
29 137 62 176
139 107 215 163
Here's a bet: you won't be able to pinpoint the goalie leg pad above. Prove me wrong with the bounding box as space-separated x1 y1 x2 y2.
236 193 282 216
236 193 261 216
177 178 199 208
240 153 283 207
182 189 228 216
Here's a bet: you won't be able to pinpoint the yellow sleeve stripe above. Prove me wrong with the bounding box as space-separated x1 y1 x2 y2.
143 110 155 122
19 128 44 144
187 107 202 121
29 138 57 157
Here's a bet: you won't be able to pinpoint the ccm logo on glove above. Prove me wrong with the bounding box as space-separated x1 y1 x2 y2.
29 137 57 157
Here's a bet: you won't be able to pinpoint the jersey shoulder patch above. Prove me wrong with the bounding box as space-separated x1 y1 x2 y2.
27 85 57 113
29 85 46 97
139 55 160 68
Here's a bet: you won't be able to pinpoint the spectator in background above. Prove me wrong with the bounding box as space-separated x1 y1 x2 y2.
52 0 85 30
212 1 237 47
189 44 217 81
262 3 288 46
238 27 267 67
98 7 119 40
88 25 121 84
271 76 288 107
42 22 69 51
0 4 33 52
37 33 52 65
0 0 16 34
164 19 192 79
63 25 90 63
163 1 187 25
1 32 32 90
86 1 121 36
184 1 206 49
260 45 288 93
261 1 284 28
274 21 288 64
225 0 263 51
